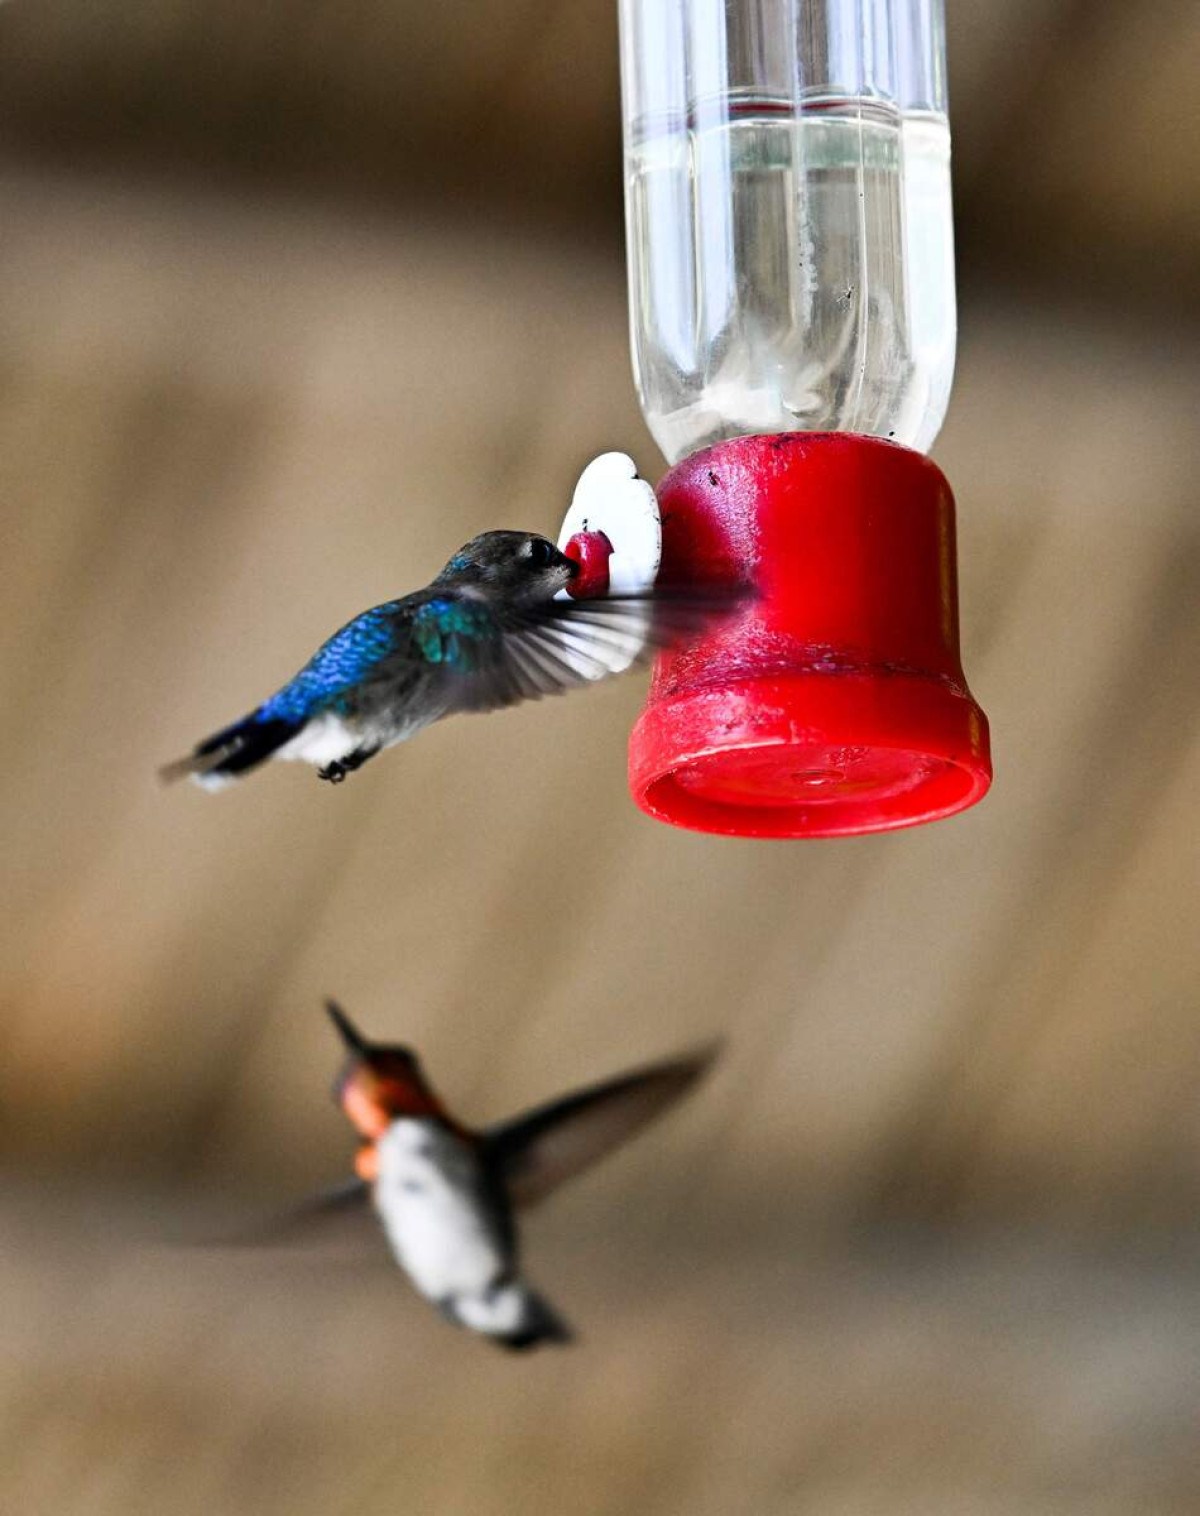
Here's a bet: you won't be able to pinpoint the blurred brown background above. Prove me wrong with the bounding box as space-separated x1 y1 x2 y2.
1 3 1198 1513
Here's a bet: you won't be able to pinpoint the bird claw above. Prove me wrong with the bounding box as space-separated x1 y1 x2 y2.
318 746 379 783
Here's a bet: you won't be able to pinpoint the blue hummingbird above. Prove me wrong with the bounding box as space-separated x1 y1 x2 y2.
267 1003 719 1351
162 530 732 789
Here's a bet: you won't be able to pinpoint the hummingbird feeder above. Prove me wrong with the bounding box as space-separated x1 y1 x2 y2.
566 0 991 839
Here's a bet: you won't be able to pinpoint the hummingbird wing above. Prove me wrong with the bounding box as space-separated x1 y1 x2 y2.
176 1177 388 1262
274 1176 373 1226
412 590 747 715
229 1179 374 1245
482 1044 720 1209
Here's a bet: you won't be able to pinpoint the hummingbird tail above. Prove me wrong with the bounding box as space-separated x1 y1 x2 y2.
159 712 301 789
491 1287 574 1353
450 1280 572 1351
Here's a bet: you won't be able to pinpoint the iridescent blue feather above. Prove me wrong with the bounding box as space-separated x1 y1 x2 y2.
259 605 403 723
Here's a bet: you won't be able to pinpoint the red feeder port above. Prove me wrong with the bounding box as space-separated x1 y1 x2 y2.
564 529 613 599
628 432 991 839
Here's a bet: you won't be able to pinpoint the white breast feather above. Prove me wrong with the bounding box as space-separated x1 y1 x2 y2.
276 714 360 766
372 1119 505 1301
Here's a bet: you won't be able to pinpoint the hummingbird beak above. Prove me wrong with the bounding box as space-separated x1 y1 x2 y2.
326 1000 398 1139
324 1002 437 1137
325 999 370 1056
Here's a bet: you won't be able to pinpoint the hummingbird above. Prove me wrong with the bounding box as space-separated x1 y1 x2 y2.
161 529 738 789
296 1001 718 1351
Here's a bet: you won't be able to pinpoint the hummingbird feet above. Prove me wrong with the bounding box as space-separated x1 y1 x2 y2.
317 745 380 784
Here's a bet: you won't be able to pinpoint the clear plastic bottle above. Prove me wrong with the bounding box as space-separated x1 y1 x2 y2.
618 0 955 465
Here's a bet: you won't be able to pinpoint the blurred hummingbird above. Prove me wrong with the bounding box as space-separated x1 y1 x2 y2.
296 1001 718 1351
161 529 737 789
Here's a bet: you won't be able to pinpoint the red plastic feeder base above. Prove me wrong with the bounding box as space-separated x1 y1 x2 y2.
629 433 991 838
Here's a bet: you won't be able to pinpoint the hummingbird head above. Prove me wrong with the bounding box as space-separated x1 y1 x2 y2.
325 1000 442 1139
436 531 579 604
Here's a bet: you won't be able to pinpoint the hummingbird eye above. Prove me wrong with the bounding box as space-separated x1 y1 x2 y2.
524 537 558 570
